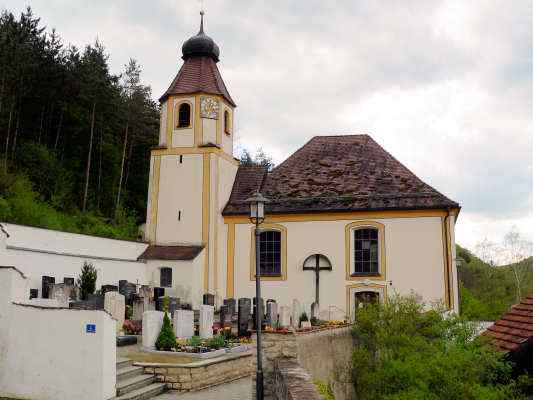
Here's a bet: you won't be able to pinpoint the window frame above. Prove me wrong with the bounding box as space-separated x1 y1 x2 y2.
160 267 173 288
353 227 380 276
345 221 386 281
224 110 231 135
175 101 192 129
250 223 287 281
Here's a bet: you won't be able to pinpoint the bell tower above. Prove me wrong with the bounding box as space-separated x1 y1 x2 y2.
145 12 239 296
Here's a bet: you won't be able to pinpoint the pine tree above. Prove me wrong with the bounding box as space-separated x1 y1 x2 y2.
155 312 176 351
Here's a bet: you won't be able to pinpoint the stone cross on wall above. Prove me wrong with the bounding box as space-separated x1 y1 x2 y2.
303 254 332 307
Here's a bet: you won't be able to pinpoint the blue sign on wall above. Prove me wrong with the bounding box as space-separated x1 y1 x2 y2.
86 324 96 334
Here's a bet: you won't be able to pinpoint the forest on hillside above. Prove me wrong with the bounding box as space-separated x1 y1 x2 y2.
0 8 158 239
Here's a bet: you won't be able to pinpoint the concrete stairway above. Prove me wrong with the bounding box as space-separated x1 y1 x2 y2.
115 358 166 400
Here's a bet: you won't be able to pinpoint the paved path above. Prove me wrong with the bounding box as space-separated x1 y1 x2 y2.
153 376 251 400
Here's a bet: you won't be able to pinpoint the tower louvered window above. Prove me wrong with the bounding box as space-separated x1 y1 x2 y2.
177 103 191 128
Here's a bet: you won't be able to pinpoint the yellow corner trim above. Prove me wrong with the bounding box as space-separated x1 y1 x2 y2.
226 222 235 298
149 156 161 243
344 221 386 281
249 223 288 282
166 100 173 149
202 153 211 292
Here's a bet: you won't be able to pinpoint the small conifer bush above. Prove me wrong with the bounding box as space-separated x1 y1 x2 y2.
155 312 176 351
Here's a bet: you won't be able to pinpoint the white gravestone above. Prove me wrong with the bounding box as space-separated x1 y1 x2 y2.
292 299 301 328
104 291 125 333
199 305 214 339
279 306 291 328
174 309 194 339
142 311 164 349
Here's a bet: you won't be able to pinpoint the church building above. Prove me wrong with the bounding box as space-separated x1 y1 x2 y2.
0 15 461 319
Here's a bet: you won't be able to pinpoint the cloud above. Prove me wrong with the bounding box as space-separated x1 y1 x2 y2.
3 0 533 256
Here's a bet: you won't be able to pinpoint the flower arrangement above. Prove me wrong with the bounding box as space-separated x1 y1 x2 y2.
123 320 141 335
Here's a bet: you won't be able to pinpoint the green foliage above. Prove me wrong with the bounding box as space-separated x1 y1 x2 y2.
125 305 133 320
457 244 533 320
187 336 202 347
206 334 226 350
77 261 97 300
314 380 335 400
299 312 309 323
0 8 158 239
351 294 527 400
155 312 176 351
161 296 170 313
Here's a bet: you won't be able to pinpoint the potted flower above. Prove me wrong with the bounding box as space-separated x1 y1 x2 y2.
300 312 311 329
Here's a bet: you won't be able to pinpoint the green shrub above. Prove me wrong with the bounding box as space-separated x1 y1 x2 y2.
206 334 226 350
77 261 97 300
187 336 202 347
314 380 335 400
155 312 176 351
350 294 528 400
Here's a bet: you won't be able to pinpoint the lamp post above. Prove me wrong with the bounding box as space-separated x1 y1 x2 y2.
245 190 270 400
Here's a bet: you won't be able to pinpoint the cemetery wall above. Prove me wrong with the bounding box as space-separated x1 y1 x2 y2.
0 267 116 400
232 215 457 318
0 223 150 296
273 359 322 400
141 352 253 391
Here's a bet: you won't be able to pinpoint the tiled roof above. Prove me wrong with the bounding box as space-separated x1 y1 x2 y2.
484 295 533 353
138 245 204 261
159 56 235 106
223 135 459 215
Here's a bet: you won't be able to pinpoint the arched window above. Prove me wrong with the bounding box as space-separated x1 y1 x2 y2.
177 103 191 128
224 110 231 134
160 267 172 288
354 227 379 275
259 230 281 276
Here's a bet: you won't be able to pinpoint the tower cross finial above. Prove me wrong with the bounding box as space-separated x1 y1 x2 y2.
199 0 205 33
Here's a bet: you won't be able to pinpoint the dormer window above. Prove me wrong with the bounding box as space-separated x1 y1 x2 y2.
224 110 231 135
177 103 191 128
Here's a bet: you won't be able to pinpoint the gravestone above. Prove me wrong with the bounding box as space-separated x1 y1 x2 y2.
142 311 164 349
168 297 180 316
105 291 126 333
224 298 236 315
174 309 194 339
199 304 214 339
41 276 55 299
29 289 38 299
266 300 278 328
238 298 251 337
101 285 118 294
292 299 301 328
63 277 75 286
155 296 165 312
132 294 145 321
88 293 105 309
279 306 291 328
154 287 165 301
311 302 319 321
203 293 215 306
220 305 229 328
50 283 70 307
119 280 137 305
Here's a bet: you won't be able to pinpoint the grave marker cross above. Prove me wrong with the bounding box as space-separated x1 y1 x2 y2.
303 254 332 306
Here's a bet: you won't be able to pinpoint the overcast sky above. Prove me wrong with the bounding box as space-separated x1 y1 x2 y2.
3 0 533 253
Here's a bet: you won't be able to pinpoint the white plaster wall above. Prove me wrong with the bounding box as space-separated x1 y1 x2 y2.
156 154 203 245
172 96 195 147
202 118 217 145
232 216 451 318
145 155 155 242
0 224 149 296
0 268 116 400
159 100 168 146
146 253 204 309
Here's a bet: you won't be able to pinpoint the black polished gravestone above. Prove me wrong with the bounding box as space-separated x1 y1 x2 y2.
119 280 137 305
30 289 38 299
70 293 104 310
203 293 215 306
238 298 251 337
224 298 236 316
101 285 118 294
220 305 229 328
154 287 165 300
63 277 75 286
168 297 180 316
252 297 265 330
41 276 55 299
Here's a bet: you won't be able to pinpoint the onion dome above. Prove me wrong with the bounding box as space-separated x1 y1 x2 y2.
182 11 220 62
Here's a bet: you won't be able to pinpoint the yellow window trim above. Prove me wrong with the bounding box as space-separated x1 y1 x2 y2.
346 282 388 321
173 100 193 130
345 221 386 281
249 223 287 282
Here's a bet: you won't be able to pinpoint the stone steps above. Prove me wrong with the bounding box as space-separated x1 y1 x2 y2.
116 358 166 400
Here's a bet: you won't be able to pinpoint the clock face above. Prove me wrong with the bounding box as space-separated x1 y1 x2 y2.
200 96 219 119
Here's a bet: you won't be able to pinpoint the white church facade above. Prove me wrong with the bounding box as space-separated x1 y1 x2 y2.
0 17 461 318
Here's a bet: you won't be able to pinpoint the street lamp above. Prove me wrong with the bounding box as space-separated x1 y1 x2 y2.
245 190 270 400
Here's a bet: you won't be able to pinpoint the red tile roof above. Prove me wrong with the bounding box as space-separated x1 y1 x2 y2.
223 135 459 215
159 56 235 106
138 245 204 261
484 295 533 353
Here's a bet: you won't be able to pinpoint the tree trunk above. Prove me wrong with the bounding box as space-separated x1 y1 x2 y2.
124 137 134 188
38 105 45 144
3 101 14 172
114 120 129 218
54 105 64 151
11 102 21 160
97 123 103 209
82 101 96 212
